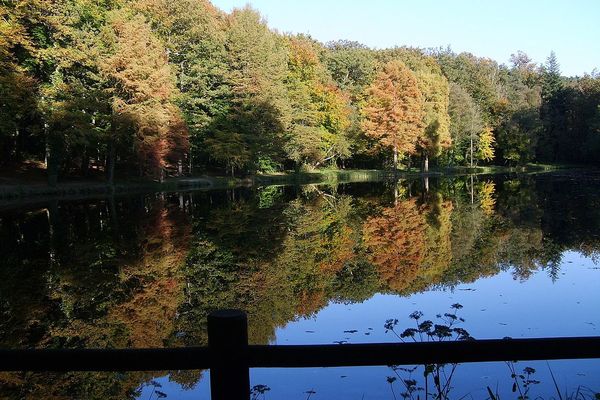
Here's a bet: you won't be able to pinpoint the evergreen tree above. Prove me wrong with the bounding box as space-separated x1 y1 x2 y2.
538 51 566 162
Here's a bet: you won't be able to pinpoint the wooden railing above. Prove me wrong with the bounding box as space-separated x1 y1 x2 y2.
2 309 600 400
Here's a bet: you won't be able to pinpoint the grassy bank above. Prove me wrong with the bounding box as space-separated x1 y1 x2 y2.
0 164 570 206
0 169 388 205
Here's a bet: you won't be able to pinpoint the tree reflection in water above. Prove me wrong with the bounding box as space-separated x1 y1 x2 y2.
1 173 600 398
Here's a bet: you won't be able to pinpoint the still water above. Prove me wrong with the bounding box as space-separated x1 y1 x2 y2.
1 172 599 399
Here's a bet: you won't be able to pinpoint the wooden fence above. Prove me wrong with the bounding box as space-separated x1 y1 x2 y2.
2 310 600 400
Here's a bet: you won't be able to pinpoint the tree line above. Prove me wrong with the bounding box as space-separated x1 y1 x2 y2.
1 0 599 184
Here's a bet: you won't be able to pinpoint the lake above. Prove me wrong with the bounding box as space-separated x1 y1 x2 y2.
1 171 599 399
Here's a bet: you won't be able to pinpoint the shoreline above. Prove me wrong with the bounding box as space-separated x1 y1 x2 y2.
0 164 569 208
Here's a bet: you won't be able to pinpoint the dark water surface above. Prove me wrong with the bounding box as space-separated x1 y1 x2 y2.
1 172 599 399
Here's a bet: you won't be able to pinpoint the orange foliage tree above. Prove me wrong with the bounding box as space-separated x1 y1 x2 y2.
109 202 191 348
100 10 188 182
362 60 425 169
363 198 427 291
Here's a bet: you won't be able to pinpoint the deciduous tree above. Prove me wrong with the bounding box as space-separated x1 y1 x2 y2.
284 36 351 168
415 69 451 171
100 9 188 182
362 60 425 169
477 126 495 162
205 6 289 175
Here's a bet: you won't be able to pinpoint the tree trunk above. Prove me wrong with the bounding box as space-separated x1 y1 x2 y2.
81 148 90 177
470 135 474 168
109 195 120 239
47 165 58 187
107 140 116 185
47 141 59 187
44 122 50 168
470 174 475 205
393 146 398 171
47 200 59 267
423 153 429 173
14 127 20 162
107 120 117 185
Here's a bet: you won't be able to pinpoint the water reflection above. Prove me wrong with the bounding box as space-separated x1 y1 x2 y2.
1 173 599 398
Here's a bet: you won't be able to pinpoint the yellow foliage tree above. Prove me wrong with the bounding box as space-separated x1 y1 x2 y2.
478 126 496 162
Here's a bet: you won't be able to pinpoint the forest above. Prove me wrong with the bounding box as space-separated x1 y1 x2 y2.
1 0 600 185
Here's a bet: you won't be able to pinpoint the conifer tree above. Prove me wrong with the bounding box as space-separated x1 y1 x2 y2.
539 51 565 161
362 60 425 169
100 9 188 182
131 0 229 172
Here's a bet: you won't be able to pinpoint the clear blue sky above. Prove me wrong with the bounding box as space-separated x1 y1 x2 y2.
211 0 600 77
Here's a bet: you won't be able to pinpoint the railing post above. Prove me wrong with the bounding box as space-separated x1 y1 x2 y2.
208 309 250 400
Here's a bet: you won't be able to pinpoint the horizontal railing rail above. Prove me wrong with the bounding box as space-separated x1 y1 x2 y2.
2 337 600 372
1 310 599 400
248 336 600 367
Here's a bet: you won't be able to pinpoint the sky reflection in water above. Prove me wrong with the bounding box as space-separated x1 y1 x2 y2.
1 173 599 399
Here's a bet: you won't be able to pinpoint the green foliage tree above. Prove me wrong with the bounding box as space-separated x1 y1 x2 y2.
447 83 483 166
324 40 376 100
284 35 351 169
204 6 289 176
538 51 565 162
415 69 451 171
131 0 230 173
433 49 502 123
490 51 541 166
323 41 378 165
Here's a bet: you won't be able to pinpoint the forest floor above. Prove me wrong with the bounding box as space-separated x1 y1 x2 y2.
0 162 569 206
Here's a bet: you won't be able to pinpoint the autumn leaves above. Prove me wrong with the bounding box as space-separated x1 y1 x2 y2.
362 61 427 169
